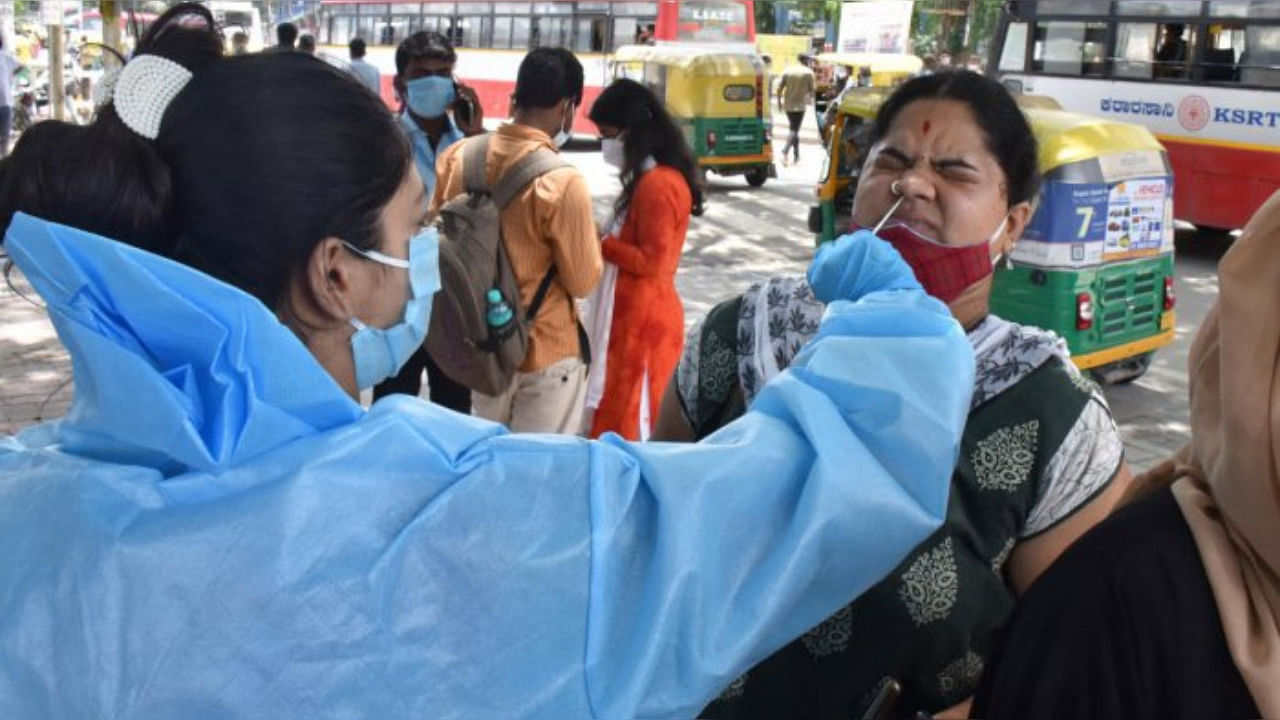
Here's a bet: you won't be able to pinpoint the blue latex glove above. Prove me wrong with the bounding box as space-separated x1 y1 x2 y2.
807 229 921 304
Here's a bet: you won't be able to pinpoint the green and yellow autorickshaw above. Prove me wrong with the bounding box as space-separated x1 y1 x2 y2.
812 52 922 139
810 88 1176 383
612 45 775 187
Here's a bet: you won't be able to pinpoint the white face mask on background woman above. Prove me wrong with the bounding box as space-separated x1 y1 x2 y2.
602 134 626 169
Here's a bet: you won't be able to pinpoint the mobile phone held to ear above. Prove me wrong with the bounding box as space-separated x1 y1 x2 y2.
453 81 474 127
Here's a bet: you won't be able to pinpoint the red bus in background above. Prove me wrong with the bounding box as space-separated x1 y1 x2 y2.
991 0 1280 232
654 0 755 45
313 0 755 131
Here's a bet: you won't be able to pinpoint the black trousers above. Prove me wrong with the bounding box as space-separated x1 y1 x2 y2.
783 110 805 160
373 345 472 413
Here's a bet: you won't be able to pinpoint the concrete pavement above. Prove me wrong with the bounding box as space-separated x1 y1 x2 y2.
0 260 72 435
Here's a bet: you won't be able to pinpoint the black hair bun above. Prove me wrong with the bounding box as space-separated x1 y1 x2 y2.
130 2 225 77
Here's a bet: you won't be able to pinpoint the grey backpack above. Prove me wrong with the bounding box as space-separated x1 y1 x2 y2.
425 135 569 396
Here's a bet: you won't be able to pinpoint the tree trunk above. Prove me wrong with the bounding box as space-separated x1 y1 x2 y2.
100 2 122 54
48 24 64 121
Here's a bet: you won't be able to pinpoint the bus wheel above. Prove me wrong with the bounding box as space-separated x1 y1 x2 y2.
1088 352 1154 385
745 167 768 188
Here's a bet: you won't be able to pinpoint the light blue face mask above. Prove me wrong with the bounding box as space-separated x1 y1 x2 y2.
405 75 455 119
345 228 441 391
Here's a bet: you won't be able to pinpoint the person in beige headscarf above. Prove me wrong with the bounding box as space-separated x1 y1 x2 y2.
970 189 1280 719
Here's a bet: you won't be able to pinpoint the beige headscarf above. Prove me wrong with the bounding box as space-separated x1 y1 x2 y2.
1136 189 1280 716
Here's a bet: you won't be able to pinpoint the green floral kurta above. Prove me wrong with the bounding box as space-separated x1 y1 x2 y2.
679 277 1125 718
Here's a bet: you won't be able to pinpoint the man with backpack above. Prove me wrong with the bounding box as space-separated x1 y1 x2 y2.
430 47 601 434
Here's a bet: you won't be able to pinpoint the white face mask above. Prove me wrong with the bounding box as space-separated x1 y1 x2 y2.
602 135 625 169
553 101 575 149
987 215 1010 267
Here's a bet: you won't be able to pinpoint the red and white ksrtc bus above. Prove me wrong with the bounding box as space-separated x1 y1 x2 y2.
309 0 755 131
991 0 1280 231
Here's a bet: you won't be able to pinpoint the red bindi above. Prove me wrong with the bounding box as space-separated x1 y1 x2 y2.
923 120 932 135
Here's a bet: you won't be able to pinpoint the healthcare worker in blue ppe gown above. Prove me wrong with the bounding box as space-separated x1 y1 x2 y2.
0 5 973 719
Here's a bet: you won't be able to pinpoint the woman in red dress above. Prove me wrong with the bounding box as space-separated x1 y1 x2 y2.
585 79 703 439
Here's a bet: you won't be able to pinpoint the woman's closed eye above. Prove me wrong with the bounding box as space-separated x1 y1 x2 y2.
933 160 982 183
873 149 910 171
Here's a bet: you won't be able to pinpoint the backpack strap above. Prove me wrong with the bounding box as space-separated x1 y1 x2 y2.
462 134 492 194
522 266 590 365
524 265 558 322
491 148 570 210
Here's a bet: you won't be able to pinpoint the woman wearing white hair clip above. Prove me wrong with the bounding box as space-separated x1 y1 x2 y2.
0 4 973 718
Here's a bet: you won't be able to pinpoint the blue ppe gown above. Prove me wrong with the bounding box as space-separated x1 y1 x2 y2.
0 217 973 719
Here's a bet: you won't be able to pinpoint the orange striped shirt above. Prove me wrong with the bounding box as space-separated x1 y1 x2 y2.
432 124 603 373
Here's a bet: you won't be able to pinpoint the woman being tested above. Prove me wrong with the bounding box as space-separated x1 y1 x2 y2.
669 72 1133 719
0 5 972 718
583 79 700 440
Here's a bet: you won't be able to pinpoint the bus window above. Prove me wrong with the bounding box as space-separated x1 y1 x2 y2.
390 2 422 25
328 15 356 45
359 15 380 46
574 16 608 52
614 1 658 47
533 0 573 48
456 15 489 47
494 0 531 47
382 16 410 45
1209 1 1280 18
1204 23 1245 82
612 18 636 49
492 16 513 47
998 22 1028 71
1032 21 1107 76
536 15 573 48
1153 23 1194 78
512 15 533 47
1115 23 1157 79
534 1 572 14
1033 0 1110 15
1241 24 1280 86
1114 1 1196 14
418 14 446 34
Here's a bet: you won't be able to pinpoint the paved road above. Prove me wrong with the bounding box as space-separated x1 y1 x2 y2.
0 135 1228 475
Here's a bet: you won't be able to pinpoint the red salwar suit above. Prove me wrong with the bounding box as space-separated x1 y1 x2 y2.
589 165 691 439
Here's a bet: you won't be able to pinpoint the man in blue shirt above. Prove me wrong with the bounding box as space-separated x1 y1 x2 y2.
346 38 381 95
374 31 485 412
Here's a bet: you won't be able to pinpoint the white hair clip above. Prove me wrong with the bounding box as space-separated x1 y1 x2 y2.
92 65 122 110
112 55 193 140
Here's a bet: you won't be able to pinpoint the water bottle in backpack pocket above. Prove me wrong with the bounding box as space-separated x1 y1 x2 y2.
485 288 515 335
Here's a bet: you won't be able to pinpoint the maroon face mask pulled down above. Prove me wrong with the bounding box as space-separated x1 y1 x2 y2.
867 222 1001 304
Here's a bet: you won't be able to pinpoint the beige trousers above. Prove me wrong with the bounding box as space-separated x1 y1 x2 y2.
472 356 588 434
